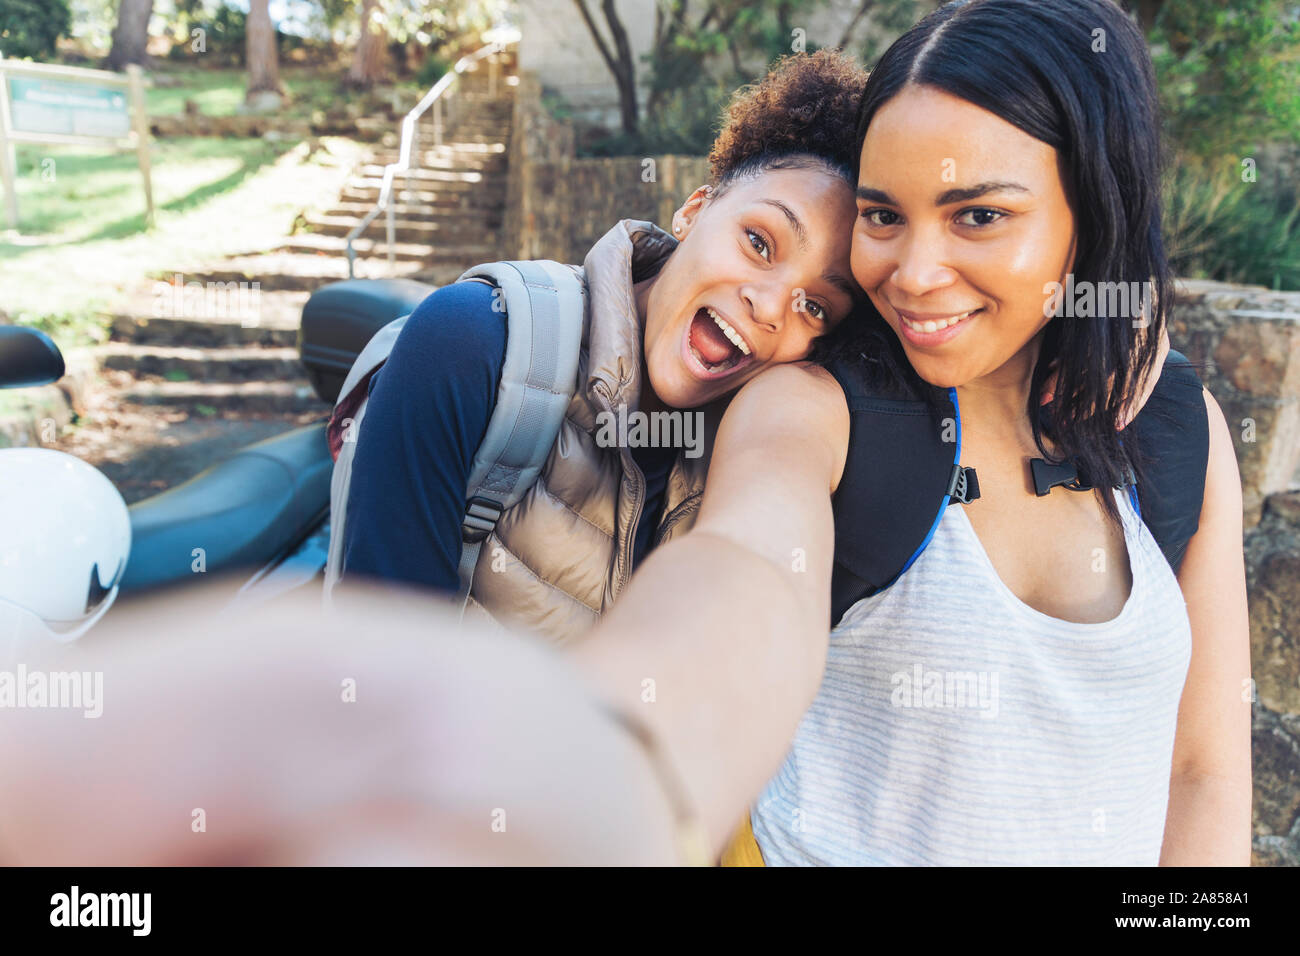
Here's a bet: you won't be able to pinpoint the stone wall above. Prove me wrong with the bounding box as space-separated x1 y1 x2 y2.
1170 279 1300 527
502 72 709 265
504 76 1300 865
1248 491 1300 865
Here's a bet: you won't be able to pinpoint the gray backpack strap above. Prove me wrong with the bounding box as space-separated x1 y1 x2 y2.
452 259 585 618
322 313 411 605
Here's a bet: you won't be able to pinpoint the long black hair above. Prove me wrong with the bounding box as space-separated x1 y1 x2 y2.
844 0 1170 521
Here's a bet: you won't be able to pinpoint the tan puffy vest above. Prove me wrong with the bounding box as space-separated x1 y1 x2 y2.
466 219 725 643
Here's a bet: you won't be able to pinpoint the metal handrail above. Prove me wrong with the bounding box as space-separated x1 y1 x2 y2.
345 29 519 278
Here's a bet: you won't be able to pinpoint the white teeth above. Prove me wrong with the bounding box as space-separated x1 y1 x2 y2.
902 309 977 333
706 307 751 356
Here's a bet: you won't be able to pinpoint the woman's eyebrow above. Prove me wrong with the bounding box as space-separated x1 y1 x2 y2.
857 182 1031 206
934 181 1030 205
758 198 808 251
856 186 897 205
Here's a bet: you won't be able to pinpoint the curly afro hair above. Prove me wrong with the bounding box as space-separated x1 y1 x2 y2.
707 48 870 193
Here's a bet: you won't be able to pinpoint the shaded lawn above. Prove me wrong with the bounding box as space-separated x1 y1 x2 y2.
0 136 365 348
5 137 295 242
145 67 341 118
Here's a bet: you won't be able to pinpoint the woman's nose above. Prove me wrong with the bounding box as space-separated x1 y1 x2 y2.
741 280 789 335
890 232 957 298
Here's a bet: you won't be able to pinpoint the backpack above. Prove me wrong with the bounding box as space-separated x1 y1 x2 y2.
824 349 1210 625
322 260 586 615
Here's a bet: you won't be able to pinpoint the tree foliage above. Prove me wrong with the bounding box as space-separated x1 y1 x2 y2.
1136 0 1300 166
0 0 73 59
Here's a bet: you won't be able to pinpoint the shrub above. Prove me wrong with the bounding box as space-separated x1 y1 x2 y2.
0 0 71 60
1164 162 1300 290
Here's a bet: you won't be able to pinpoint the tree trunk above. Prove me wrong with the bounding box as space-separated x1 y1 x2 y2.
838 1 873 50
245 0 285 108
106 0 155 71
346 0 391 89
572 0 639 136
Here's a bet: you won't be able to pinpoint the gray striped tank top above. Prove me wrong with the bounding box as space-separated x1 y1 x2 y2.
751 487 1192 865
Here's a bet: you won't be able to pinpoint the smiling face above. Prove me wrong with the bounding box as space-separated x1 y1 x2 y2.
640 165 860 408
851 85 1077 390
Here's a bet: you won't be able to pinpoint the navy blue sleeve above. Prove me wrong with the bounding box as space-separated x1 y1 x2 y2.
341 279 505 593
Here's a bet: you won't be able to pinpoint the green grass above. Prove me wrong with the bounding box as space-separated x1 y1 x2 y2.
0 135 367 352
145 67 342 118
7 138 292 241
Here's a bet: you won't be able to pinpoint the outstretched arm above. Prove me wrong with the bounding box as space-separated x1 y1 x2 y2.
572 362 850 855
0 364 849 867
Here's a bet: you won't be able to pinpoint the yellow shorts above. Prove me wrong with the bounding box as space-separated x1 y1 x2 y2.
719 809 765 867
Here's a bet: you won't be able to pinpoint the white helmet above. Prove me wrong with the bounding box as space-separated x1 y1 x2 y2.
0 448 131 647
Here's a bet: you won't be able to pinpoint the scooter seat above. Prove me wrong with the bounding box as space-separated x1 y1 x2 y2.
119 423 333 593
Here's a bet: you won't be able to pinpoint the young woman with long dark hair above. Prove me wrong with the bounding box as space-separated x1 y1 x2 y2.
576 0 1250 865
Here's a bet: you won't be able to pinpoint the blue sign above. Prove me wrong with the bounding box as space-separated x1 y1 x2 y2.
7 76 130 139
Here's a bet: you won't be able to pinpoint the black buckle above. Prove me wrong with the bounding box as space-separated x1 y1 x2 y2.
462 496 503 544
946 465 980 505
1031 457 1137 496
1030 457 1089 496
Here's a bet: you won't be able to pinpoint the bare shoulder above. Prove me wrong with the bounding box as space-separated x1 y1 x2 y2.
728 362 847 429
1180 387 1243 576
1201 388 1241 509
716 362 850 492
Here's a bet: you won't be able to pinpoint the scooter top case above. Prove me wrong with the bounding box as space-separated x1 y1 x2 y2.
299 278 435 404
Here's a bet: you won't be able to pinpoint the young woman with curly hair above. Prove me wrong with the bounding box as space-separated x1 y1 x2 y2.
333 50 872 641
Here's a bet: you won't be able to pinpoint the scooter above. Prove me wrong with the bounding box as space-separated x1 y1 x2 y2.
0 275 434 623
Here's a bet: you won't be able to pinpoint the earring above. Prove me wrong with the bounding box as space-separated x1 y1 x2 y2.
673 223 682 234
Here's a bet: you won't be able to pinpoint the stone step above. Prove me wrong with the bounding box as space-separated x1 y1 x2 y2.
406 262 489 287
109 289 307 347
336 186 466 208
422 120 511 136
400 121 510 136
342 181 506 204
367 149 506 171
123 379 326 413
281 234 435 262
302 213 498 244
323 199 503 221
280 232 497 263
444 87 516 103
96 343 306 382
406 133 507 146
175 253 425 292
412 123 512 138
355 164 499 185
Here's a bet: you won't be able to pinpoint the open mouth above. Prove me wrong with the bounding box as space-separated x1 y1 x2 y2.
684 306 754 380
